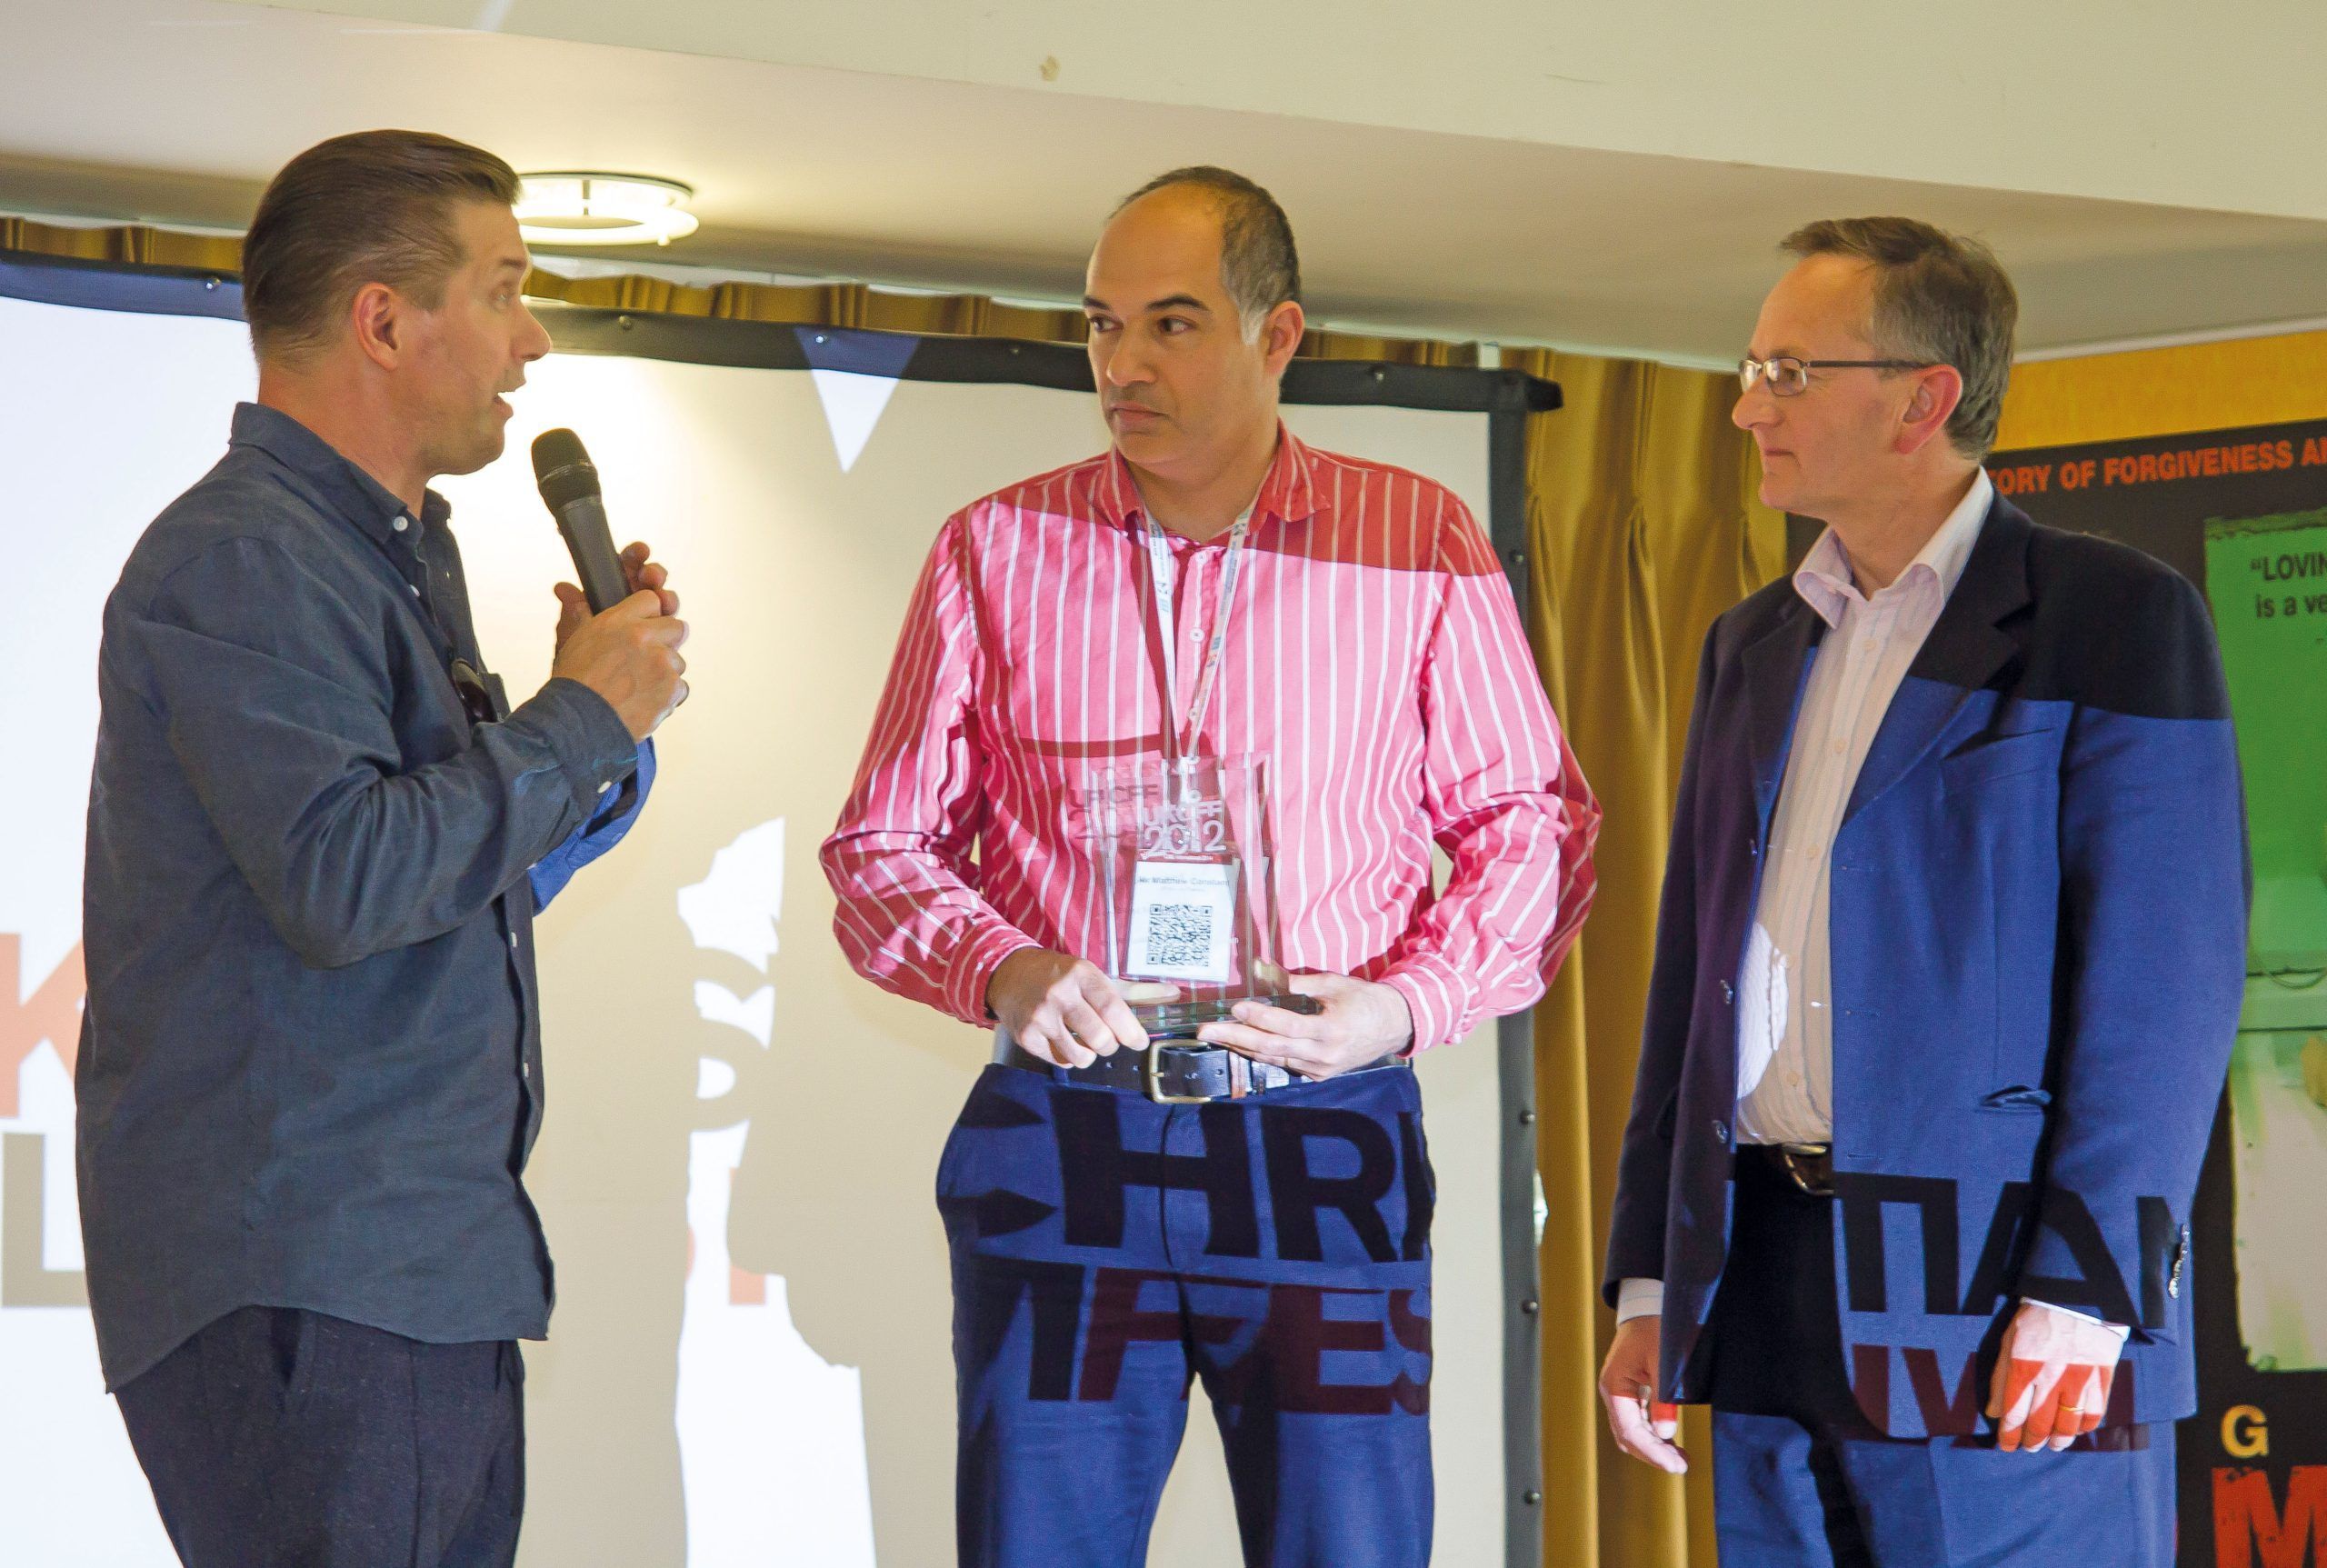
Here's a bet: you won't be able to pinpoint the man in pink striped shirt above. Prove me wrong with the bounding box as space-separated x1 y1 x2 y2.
823 166 1597 1568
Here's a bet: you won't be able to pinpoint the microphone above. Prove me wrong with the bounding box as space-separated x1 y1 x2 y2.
531 428 631 614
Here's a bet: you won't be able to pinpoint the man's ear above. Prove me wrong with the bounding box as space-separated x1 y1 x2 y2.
348 282 403 371
1895 364 1964 456
1261 299 1306 379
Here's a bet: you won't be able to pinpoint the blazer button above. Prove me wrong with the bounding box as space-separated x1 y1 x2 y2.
1712 1119 1729 1144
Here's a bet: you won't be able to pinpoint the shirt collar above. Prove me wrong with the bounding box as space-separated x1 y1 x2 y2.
1094 421 1320 537
1793 467 1993 628
229 402 452 544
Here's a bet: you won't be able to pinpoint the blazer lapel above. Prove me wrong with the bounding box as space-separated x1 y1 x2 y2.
1742 594 1823 841
1843 498 2032 823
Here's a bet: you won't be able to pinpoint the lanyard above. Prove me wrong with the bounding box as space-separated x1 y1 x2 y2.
1143 507 1251 765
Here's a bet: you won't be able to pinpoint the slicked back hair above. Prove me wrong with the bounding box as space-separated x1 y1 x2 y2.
1782 215 2019 460
242 129 522 365
1111 166 1301 342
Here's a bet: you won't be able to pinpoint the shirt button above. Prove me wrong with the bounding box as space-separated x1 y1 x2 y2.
393 515 410 533
1831 742 1845 756
522 1061 532 1080
508 930 518 948
1712 1119 1730 1144
1787 1072 1803 1087
408 584 420 597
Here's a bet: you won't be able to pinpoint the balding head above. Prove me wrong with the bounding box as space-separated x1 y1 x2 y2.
1082 167 1305 500
1104 167 1301 343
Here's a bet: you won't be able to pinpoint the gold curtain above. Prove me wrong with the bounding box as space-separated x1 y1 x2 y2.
1508 348 1787 1568
518 266 1094 343
512 265 1475 365
0 218 1471 367
0 217 241 272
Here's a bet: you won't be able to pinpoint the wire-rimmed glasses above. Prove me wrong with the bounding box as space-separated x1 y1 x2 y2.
1738 355 1935 396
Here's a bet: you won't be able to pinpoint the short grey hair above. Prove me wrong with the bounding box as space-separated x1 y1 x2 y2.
1112 165 1301 342
1782 216 2019 460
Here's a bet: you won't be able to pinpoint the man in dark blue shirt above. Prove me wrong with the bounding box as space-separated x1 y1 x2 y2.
77 130 691 1567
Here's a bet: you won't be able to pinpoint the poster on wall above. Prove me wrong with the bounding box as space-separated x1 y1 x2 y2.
1992 417 2327 1566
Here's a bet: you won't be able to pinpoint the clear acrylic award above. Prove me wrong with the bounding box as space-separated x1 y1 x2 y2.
1077 754 1306 1041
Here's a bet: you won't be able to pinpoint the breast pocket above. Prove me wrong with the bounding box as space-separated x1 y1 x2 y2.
1939 728 2061 794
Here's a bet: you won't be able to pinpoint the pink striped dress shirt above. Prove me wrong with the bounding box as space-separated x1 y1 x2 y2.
820 427 1600 1050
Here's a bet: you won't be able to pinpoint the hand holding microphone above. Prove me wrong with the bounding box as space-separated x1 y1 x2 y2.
553 542 674 650
533 429 689 741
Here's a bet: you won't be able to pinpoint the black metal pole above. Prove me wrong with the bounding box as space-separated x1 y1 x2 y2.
1488 398 1546 1568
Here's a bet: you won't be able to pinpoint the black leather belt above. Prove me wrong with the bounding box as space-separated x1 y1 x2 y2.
994 1030 1408 1104
1747 1142 1835 1198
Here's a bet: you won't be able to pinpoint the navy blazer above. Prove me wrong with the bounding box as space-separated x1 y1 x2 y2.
1603 494 2247 1437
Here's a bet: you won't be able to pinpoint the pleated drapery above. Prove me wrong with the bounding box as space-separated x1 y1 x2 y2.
518 265 1476 365
1510 348 1787 1568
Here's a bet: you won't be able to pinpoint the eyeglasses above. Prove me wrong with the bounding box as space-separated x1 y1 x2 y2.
448 658 497 727
1738 355 1936 397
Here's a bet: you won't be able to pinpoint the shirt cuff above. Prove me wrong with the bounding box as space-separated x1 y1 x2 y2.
1616 1278 1664 1325
1376 953 1464 1054
944 922 1044 1028
2023 1298 2132 1340
525 676 640 814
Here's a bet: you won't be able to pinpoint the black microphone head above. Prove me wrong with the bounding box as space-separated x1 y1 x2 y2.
531 428 601 510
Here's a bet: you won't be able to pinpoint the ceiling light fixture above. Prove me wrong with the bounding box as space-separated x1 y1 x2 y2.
514 172 700 247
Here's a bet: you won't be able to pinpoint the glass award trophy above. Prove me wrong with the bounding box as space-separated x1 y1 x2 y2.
1078 754 1312 1043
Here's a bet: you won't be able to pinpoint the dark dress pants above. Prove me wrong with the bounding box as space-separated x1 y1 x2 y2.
939 1062 1435 1568
114 1306 524 1568
1702 1149 2174 1568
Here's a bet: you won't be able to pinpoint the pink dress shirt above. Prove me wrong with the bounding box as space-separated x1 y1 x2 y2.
821 427 1599 1050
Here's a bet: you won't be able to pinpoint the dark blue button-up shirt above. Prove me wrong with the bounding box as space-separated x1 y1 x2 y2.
77 403 651 1389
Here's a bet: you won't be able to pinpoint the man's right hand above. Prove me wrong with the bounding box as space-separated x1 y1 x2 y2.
552 588 688 741
1598 1316 1687 1474
986 948 1148 1067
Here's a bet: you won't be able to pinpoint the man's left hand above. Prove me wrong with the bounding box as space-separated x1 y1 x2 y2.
556 541 677 654
1194 971 1413 1079
1985 1300 2128 1452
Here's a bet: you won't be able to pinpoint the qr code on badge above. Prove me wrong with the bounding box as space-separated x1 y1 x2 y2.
1146 904 1215 969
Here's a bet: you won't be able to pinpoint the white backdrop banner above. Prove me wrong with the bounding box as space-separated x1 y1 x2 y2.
2 288 1509 1567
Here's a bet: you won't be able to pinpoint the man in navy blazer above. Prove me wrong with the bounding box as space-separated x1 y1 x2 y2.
1597 217 2246 1565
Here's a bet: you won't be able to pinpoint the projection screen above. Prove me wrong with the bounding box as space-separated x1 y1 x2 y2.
0 252 1559 1567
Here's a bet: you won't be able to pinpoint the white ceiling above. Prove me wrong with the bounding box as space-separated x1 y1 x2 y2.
5 0 2324 362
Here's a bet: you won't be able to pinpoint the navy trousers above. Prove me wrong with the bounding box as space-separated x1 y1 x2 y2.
115 1306 524 1568
938 1061 1435 1568
1703 1150 2175 1568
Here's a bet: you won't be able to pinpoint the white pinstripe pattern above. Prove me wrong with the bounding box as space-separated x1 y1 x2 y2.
820 427 1600 1049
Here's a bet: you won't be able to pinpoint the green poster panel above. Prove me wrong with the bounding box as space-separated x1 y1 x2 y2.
2205 511 2327 1371
2205 509 2327 979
